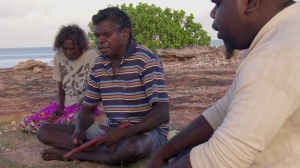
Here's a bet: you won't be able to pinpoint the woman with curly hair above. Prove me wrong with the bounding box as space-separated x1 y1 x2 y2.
19 24 100 133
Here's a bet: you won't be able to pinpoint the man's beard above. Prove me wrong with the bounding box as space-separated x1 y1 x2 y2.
225 45 235 59
222 39 235 59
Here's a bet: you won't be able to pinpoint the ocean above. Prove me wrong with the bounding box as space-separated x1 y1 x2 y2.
0 40 224 68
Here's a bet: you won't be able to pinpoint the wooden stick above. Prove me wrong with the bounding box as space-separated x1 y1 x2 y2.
63 122 130 159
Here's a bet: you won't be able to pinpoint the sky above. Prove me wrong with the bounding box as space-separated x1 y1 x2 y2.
1 0 298 48
0 0 217 48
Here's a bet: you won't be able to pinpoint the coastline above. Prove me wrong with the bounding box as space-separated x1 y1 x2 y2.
0 40 224 69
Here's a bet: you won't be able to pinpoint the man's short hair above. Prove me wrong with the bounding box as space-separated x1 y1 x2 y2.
92 7 133 40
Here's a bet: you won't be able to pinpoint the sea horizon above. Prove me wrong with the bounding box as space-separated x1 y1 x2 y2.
0 40 224 68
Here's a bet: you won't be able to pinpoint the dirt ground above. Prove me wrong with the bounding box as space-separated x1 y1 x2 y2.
0 51 241 167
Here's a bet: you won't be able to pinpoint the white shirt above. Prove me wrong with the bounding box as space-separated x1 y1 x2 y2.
190 3 300 168
52 50 98 107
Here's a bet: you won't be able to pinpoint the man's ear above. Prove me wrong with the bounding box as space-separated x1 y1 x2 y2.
245 0 259 14
122 27 130 41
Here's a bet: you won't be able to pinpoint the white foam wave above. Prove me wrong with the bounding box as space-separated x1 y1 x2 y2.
0 58 53 63
0 54 55 57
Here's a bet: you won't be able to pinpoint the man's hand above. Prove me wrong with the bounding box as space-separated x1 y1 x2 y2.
146 150 169 168
92 124 129 147
70 129 86 148
51 108 64 121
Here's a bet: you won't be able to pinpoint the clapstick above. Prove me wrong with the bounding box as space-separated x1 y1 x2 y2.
63 122 130 159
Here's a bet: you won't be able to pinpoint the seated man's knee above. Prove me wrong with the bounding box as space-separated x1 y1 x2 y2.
114 136 150 163
36 124 50 144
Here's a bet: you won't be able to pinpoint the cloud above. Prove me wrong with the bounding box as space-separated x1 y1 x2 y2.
0 0 59 19
0 0 218 48
1 0 299 48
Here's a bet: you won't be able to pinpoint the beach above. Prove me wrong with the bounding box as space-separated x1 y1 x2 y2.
0 47 242 167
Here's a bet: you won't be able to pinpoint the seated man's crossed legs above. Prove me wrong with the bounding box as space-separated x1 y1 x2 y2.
36 122 167 165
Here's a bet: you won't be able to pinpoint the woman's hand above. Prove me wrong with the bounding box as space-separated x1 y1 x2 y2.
51 108 64 121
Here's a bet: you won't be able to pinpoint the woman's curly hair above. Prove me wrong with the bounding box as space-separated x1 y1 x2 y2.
53 24 89 56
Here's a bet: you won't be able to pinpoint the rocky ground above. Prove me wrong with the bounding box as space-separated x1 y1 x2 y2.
0 47 242 168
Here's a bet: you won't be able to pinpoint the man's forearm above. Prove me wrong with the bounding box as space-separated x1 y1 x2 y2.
75 105 97 131
126 102 169 137
159 115 214 160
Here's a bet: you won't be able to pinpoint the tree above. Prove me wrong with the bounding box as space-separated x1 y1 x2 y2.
87 2 211 53
88 22 98 53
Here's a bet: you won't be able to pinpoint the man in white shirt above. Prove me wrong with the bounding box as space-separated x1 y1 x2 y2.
147 0 300 167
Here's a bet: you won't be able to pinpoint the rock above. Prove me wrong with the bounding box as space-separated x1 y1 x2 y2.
33 67 42 74
158 45 211 61
1 146 5 150
14 59 47 70
11 120 16 125
176 46 210 58
217 45 226 52
157 48 179 57
209 46 217 50
160 58 176 62
50 60 54 63
5 148 10 152
11 127 18 131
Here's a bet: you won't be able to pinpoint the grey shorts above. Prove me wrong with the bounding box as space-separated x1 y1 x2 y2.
85 121 167 157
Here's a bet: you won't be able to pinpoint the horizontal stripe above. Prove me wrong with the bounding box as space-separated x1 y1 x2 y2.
83 101 100 106
146 88 168 95
127 54 150 62
102 94 146 99
103 103 150 108
142 71 164 80
145 84 167 92
101 91 144 96
104 106 151 111
99 78 141 84
103 97 146 101
132 52 152 60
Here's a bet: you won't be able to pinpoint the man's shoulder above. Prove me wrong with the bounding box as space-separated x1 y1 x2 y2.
132 44 159 62
90 55 107 69
248 11 300 63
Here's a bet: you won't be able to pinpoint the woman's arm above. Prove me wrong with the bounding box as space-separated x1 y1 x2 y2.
52 82 65 120
57 82 65 110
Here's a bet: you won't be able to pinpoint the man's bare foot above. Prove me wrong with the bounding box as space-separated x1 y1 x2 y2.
40 148 73 161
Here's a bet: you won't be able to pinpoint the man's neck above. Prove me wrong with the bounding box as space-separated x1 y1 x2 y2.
110 40 130 67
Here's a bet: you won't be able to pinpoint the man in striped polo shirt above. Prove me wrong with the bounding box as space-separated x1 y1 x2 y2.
36 7 170 164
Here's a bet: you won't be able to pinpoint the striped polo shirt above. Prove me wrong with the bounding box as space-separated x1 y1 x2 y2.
83 40 169 137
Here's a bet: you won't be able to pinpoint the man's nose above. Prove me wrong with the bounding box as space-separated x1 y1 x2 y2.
96 36 105 44
210 6 216 19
